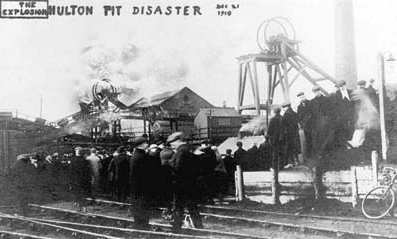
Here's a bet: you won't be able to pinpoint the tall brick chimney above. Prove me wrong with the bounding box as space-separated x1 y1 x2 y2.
334 0 358 89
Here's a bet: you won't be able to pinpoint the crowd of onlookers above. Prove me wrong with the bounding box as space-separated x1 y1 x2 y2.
9 132 245 231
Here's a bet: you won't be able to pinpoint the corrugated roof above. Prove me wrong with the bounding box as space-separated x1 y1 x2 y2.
129 88 183 109
198 107 241 117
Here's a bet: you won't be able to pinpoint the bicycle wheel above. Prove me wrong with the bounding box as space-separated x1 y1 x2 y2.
362 186 395 219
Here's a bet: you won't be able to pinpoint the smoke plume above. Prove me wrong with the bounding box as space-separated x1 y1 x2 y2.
77 39 189 107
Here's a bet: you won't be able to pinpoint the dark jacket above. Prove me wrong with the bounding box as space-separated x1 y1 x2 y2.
129 148 149 199
110 153 130 183
282 107 301 154
266 113 283 147
174 143 200 198
297 99 311 128
233 147 246 167
69 155 91 193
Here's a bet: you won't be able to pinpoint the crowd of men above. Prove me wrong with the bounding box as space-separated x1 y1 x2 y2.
264 79 379 170
11 132 238 232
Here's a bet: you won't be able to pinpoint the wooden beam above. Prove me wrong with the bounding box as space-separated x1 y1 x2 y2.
287 57 329 96
276 64 287 100
286 43 336 84
239 104 271 111
246 62 257 104
237 63 242 112
240 63 248 106
252 61 261 115
288 65 306 87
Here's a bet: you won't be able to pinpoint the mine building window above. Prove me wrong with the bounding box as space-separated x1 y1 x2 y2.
218 118 231 126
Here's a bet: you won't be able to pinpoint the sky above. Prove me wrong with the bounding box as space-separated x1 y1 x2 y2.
0 0 397 121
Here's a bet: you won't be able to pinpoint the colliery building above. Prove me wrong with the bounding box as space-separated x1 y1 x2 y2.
53 86 244 145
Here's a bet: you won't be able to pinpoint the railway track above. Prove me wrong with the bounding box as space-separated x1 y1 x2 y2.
26 204 269 239
87 198 397 239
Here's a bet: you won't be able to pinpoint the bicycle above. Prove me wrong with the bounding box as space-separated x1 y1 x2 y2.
362 166 397 219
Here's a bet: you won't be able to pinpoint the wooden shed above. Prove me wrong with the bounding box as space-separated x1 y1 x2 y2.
128 87 214 140
194 107 242 143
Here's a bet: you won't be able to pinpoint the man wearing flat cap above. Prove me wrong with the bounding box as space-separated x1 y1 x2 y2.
297 92 312 154
129 137 152 228
13 154 38 216
366 79 378 107
168 132 203 232
332 80 354 147
266 107 283 171
308 85 329 154
281 102 301 167
69 147 91 213
108 146 129 202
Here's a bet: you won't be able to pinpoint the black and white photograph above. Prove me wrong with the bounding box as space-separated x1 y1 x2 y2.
0 0 397 238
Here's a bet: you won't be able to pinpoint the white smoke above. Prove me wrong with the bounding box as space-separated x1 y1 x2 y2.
77 39 189 106
240 115 267 135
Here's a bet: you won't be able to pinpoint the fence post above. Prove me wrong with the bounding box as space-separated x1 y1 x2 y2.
270 167 280 205
351 166 358 208
372 151 379 186
235 165 244 201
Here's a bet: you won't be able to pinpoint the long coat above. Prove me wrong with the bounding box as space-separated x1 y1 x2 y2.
129 148 150 200
266 113 283 147
282 107 301 155
69 155 91 197
174 143 200 199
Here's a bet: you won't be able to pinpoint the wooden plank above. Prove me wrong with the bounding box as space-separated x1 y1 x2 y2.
252 61 261 115
246 62 257 105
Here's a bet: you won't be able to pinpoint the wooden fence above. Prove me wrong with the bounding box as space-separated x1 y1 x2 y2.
242 165 383 204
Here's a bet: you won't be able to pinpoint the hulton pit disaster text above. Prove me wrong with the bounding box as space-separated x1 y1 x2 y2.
1 4 203 17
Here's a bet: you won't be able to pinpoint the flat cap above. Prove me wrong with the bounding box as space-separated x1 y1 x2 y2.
312 85 321 92
134 136 148 146
335 80 346 87
282 101 291 108
296 92 304 97
74 146 83 151
358 80 366 86
166 132 184 143
116 146 125 153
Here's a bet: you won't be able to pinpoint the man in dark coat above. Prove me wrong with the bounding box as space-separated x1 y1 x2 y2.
309 85 329 155
69 147 91 212
282 102 301 167
13 154 38 216
129 137 151 228
366 78 378 107
199 142 217 203
108 146 130 202
168 132 203 232
234 141 247 170
223 149 236 194
266 107 283 170
297 92 312 154
331 80 354 148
